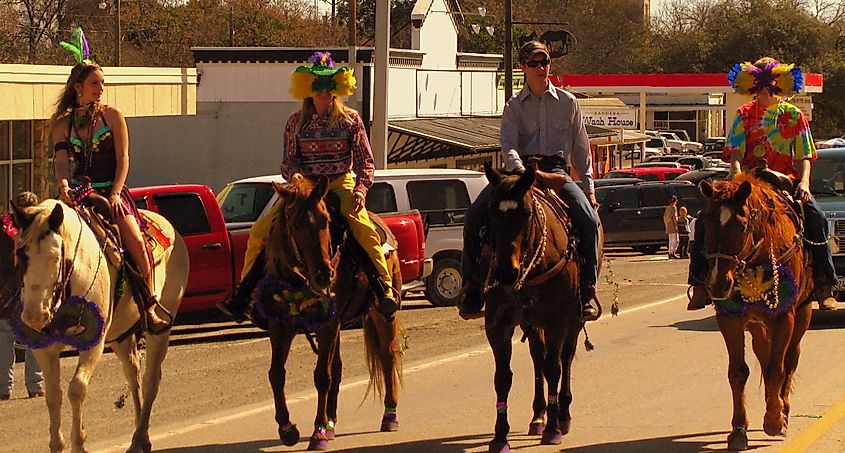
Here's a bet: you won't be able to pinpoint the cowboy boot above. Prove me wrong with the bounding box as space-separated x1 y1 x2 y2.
815 283 838 311
218 251 266 323
687 284 711 310
143 274 170 333
581 284 599 322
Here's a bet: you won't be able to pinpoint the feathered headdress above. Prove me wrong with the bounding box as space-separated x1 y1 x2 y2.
290 51 357 99
59 27 93 65
727 60 804 96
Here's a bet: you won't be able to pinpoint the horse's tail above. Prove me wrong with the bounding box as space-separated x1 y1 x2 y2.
362 314 403 401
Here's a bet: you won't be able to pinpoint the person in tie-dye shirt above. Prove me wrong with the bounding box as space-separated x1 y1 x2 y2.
687 57 838 311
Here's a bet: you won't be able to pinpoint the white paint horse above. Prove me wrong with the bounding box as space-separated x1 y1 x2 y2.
11 199 188 453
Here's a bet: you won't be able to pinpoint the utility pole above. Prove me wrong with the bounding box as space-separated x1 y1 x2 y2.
348 0 357 92
504 0 513 101
115 0 121 65
371 0 389 169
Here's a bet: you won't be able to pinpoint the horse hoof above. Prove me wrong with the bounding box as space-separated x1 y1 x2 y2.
325 425 335 440
278 422 300 447
541 429 563 445
307 436 329 451
727 428 749 451
527 421 545 435
763 423 785 437
380 413 399 432
560 418 571 435
488 440 510 453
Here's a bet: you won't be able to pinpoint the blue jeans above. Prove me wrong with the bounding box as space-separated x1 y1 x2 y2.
0 320 43 396
688 197 836 287
462 168 601 286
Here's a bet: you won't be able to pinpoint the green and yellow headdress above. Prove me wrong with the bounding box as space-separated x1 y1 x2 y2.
60 27 93 65
289 51 356 99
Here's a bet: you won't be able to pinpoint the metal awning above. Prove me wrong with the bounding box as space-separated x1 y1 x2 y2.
592 129 652 146
387 117 617 164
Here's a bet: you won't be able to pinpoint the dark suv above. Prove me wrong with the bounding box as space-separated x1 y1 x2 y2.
596 181 704 254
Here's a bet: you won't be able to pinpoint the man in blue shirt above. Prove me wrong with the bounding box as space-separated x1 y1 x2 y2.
459 41 601 321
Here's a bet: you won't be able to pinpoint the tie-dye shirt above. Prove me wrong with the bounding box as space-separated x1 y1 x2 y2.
723 100 816 178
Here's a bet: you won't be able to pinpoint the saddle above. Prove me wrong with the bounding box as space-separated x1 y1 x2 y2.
748 160 804 231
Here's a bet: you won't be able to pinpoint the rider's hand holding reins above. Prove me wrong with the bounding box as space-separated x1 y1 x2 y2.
794 159 813 204
58 185 76 207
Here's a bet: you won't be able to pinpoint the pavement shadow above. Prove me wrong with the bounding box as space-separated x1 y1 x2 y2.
666 315 720 332
563 429 780 452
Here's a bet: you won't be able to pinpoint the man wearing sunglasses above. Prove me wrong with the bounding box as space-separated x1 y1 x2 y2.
459 40 601 322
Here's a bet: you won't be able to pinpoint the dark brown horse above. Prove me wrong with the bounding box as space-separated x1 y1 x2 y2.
481 164 591 452
259 175 403 451
699 174 813 451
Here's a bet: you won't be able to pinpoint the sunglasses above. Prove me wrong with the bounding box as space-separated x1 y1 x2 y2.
525 59 550 68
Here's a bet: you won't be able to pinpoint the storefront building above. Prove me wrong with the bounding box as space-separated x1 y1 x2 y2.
0 64 196 210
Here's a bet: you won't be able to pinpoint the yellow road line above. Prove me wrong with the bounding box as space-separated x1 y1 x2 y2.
780 395 845 452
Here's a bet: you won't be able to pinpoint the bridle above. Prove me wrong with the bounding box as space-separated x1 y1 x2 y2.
18 208 105 321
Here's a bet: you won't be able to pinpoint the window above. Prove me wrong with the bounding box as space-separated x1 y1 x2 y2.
640 174 658 181
0 121 33 211
366 182 398 213
218 182 276 223
153 193 211 236
640 185 670 207
672 184 703 215
611 187 638 209
407 179 471 226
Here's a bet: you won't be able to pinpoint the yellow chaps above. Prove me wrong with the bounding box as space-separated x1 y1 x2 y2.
241 173 393 295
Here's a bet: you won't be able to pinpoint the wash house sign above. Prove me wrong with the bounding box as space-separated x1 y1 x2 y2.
581 108 637 128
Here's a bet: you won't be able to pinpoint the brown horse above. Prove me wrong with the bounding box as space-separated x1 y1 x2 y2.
481 164 591 452
258 175 403 451
699 174 813 451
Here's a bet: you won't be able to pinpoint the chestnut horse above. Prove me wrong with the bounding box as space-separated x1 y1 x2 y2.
481 165 594 452
11 200 188 453
258 175 403 451
699 174 813 451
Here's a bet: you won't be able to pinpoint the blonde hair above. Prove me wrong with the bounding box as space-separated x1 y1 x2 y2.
295 96 357 134
50 62 103 125
679 206 688 217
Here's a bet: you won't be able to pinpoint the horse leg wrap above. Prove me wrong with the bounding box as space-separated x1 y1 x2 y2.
496 401 508 414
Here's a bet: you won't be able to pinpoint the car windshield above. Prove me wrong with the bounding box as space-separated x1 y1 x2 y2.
218 182 277 222
810 156 845 196
646 138 664 148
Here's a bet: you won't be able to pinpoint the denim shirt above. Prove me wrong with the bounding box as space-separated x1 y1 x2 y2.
500 82 594 194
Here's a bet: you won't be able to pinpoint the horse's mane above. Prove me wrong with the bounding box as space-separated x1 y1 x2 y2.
710 173 796 253
265 177 320 274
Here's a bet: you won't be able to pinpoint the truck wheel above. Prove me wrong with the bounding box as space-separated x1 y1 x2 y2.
426 257 462 307
633 245 661 255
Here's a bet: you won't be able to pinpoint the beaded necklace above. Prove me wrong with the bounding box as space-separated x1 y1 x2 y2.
70 104 98 174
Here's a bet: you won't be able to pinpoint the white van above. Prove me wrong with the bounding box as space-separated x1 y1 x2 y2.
217 169 488 307
365 169 488 306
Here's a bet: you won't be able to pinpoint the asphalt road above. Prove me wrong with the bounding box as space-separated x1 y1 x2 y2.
2 250 844 453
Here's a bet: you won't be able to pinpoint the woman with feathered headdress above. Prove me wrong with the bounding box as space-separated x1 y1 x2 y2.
49 27 169 331
218 51 399 323
686 56 838 311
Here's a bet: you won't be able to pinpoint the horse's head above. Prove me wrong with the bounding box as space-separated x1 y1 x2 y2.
484 163 537 286
11 200 73 330
272 175 333 291
699 177 758 299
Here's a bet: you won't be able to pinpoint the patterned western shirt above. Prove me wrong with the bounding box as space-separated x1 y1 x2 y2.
281 109 375 195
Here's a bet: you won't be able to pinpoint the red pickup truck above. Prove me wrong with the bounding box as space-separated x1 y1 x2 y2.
129 183 430 314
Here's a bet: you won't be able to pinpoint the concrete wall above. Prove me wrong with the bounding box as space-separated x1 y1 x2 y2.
127 101 295 192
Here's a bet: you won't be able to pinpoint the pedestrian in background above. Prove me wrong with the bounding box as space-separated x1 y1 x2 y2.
677 206 691 259
688 211 699 257
0 192 44 401
663 195 679 259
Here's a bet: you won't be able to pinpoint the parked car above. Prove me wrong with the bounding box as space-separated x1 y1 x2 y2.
674 168 730 185
702 137 726 156
810 147 845 294
655 131 703 152
130 182 429 315
217 169 488 307
602 166 689 181
644 154 709 170
634 162 685 169
593 177 645 188
596 181 705 254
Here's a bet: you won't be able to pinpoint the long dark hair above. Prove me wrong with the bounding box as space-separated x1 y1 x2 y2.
50 62 103 125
